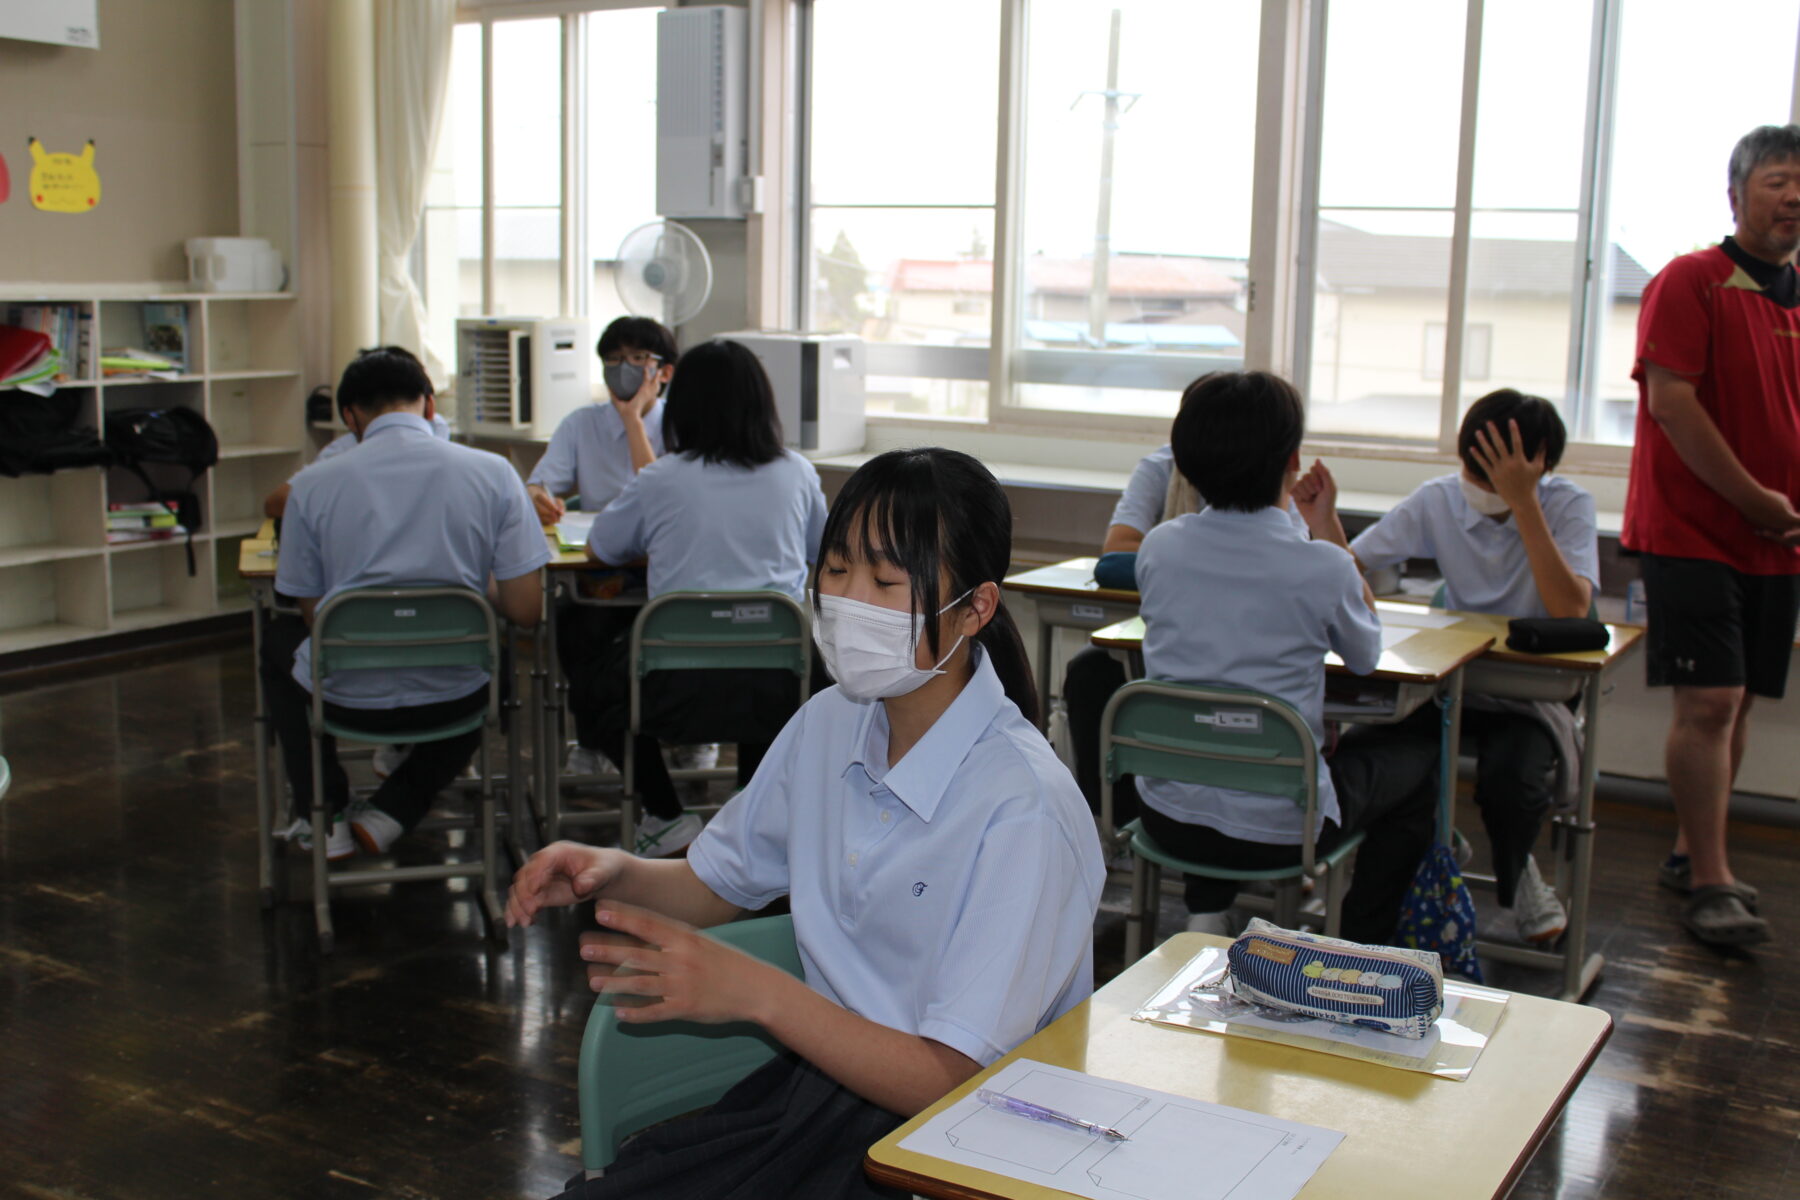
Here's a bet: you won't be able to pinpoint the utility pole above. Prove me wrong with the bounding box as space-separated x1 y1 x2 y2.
1081 10 1138 347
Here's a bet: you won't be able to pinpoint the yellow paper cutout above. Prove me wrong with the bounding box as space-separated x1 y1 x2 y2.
28 138 101 213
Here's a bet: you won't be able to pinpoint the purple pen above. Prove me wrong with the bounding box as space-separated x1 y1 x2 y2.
974 1088 1129 1141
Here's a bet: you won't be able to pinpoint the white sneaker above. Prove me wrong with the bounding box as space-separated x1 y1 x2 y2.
283 815 356 862
667 743 721 771
371 744 409 779
634 811 703 858
1184 910 1236 936
1509 855 1567 944
563 745 617 777
350 805 405 855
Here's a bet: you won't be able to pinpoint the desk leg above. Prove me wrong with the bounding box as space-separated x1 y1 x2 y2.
1556 671 1605 1002
1036 607 1055 732
1438 667 1465 844
504 617 528 861
251 584 277 908
542 578 565 844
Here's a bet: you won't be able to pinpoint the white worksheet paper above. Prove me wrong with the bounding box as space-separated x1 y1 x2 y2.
555 511 596 547
1380 607 1462 630
898 1058 1342 1200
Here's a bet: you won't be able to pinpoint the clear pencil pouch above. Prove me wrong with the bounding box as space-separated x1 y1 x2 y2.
1225 918 1445 1039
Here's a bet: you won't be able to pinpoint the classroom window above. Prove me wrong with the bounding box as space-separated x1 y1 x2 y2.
804 0 1001 421
1010 0 1259 424
1423 322 1491 383
419 5 665 388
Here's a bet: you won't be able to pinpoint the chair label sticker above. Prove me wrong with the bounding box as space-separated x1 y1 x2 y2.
1195 710 1261 733
393 608 416 618
732 602 772 623
1071 603 1106 621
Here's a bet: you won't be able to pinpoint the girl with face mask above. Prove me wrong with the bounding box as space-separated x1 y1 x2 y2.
509 447 1105 1200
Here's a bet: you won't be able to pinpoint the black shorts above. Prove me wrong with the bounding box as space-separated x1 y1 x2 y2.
1639 554 1800 698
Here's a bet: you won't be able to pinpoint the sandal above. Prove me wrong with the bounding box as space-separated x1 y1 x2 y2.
1658 859 1760 909
1682 884 1770 948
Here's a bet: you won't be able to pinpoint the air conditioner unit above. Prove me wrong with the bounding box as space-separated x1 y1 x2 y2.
657 5 747 220
456 317 591 440
719 332 866 458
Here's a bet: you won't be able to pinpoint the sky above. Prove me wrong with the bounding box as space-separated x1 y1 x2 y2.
436 0 1800 284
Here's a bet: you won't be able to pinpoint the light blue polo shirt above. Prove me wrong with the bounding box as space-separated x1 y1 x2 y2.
687 648 1106 1067
1135 506 1382 843
1351 474 1600 619
587 448 827 602
277 412 551 709
311 412 451 466
1109 444 1175 533
527 401 667 512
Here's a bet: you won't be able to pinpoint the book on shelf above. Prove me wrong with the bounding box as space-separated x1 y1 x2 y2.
106 527 187 545
108 511 180 530
141 302 188 371
3 302 89 381
100 347 182 380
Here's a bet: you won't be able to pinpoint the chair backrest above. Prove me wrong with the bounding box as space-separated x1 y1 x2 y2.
310 587 500 716
1099 680 1319 857
629 590 811 679
579 914 804 1174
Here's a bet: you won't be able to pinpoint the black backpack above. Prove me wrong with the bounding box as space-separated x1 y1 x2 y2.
0 391 113 477
104 405 219 574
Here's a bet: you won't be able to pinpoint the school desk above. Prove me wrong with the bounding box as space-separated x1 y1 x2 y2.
864 931 1613 1200
239 520 545 901
1001 557 1142 727
1087 597 1645 1003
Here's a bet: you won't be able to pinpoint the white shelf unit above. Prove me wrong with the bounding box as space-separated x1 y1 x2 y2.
0 288 302 656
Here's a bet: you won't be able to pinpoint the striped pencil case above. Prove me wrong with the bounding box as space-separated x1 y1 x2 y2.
1226 918 1444 1039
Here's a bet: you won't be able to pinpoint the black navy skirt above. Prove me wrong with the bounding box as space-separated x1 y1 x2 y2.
552 1052 908 1200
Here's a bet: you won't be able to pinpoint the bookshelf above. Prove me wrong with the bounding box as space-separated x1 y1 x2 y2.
0 286 302 656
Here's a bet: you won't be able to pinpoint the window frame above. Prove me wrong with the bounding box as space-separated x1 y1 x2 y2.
796 0 1800 470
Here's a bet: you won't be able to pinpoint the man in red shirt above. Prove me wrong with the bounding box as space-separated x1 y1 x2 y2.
1624 124 1800 948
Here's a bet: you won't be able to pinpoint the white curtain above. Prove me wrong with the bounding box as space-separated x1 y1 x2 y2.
375 0 456 384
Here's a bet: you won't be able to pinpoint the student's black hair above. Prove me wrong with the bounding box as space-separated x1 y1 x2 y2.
336 345 433 421
814 447 1040 726
1169 371 1305 512
1457 388 1567 481
661 340 786 469
596 315 678 365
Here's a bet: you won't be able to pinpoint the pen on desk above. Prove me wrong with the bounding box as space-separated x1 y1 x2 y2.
974 1088 1129 1142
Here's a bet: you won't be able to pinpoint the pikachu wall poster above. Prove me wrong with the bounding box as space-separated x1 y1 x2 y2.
28 137 101 213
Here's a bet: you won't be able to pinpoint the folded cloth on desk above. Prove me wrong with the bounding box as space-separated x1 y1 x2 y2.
1227 918 1444 1039
1093 551 1138 591
1506 616 1608 654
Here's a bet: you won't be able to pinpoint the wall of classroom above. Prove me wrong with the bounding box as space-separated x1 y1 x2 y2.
0 0 240 284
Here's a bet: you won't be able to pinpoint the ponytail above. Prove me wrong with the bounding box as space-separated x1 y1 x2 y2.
976 600 1040 728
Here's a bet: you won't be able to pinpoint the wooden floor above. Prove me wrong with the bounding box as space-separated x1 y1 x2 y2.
1 641 1797 1198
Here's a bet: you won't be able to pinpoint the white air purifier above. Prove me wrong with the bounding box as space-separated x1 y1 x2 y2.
718 332 866 458
456 317 591 440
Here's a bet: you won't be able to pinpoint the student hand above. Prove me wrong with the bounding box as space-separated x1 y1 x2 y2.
1469 420 1545 510
530 487 566 525
581 902 788 1026
506 841 621 927
1293 458 1338 514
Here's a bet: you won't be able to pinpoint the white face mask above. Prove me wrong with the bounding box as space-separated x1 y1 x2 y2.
1459 474 1511 517
813 589 973 702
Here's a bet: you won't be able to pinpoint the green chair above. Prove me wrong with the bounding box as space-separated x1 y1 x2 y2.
0 755 10 800
619 591 813 850
1100 679 1366 962
307 586 505 954
578 913 804 1178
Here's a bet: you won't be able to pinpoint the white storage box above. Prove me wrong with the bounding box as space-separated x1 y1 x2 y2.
184 237 284 293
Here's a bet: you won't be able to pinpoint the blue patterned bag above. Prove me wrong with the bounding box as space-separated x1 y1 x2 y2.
1395 841 1483 983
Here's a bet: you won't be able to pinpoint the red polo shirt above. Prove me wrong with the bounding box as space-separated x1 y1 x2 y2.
1624 240 1800 575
